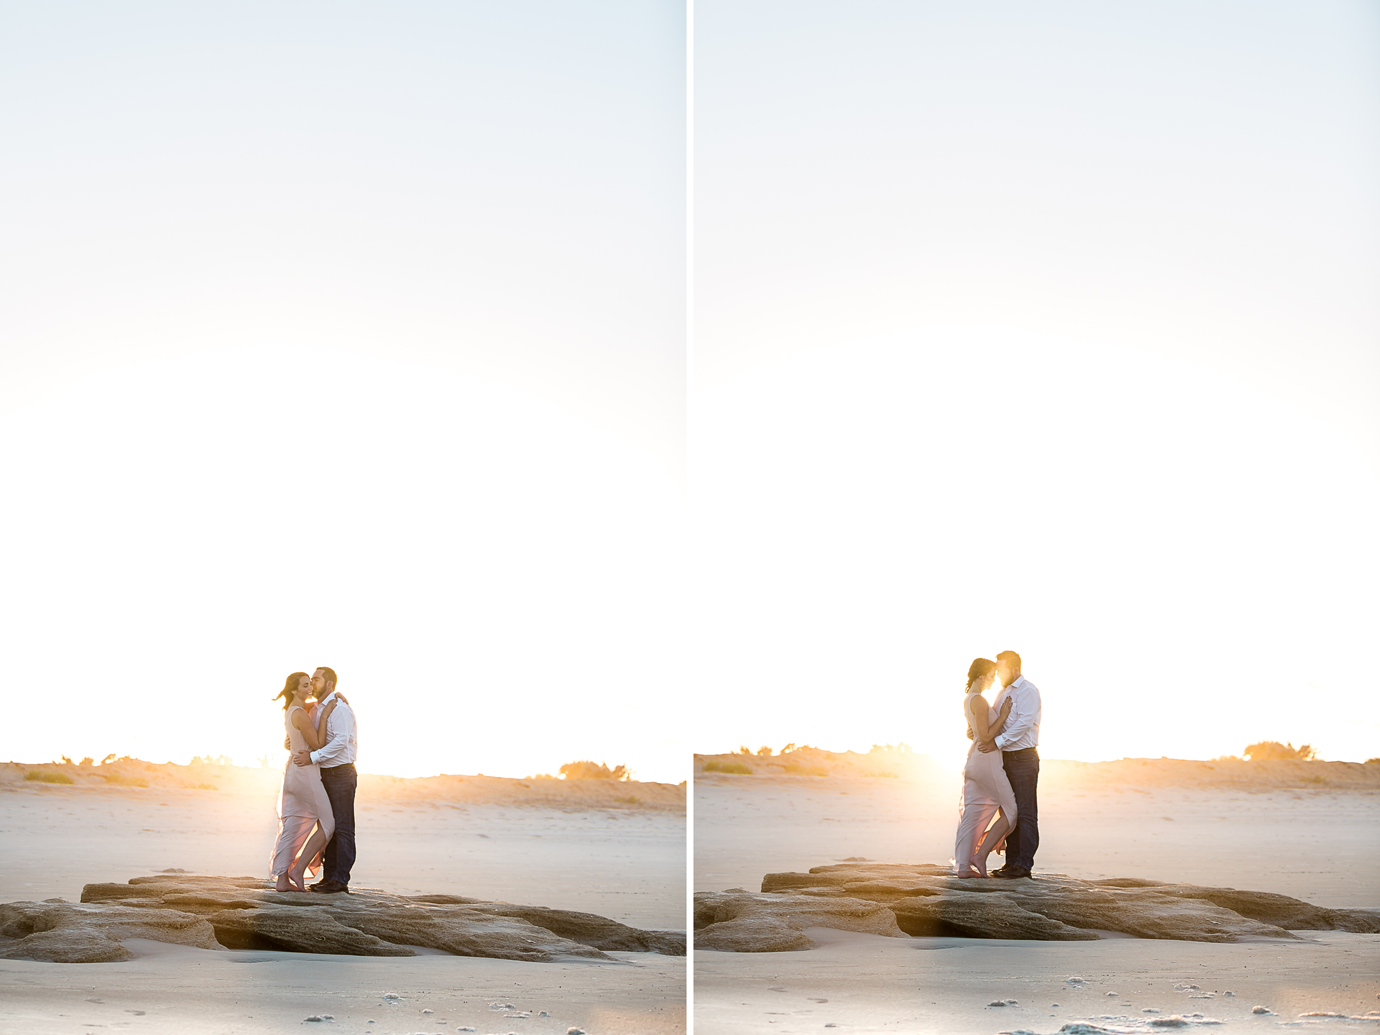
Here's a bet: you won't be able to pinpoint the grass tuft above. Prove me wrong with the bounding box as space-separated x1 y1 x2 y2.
98 773 149 787
703 759 753 775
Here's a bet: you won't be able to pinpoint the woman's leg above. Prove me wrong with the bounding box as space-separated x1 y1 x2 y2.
979 763 1020 874
288 823 329 891
955 802 996 876
271 815 314 891
974 812 1014 874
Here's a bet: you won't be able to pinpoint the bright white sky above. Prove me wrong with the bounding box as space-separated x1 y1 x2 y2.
2 3 1377 781
691 1 1380 768
0 1 686 782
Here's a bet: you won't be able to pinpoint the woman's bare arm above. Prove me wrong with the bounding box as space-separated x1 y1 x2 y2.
969 694 995 741
989 697 1013 739
292 700 338 752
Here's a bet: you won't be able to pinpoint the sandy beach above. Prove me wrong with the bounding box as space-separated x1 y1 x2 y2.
0 761 686 1035
694 755 1380 1034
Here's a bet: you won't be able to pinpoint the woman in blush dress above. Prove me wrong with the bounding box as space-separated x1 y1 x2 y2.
953 657 1017 878
268 672 339 892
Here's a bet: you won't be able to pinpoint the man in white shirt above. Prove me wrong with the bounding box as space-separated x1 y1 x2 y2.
291 666 358 893
976 650 1041 878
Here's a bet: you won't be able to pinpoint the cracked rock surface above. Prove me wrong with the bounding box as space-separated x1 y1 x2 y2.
694 863 1380 951
0 874 686 963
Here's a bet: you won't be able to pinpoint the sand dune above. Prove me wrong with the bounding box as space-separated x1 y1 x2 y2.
3 758 686 811
696 748 1380 791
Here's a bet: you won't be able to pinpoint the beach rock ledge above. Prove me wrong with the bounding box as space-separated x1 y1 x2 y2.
0 874 686 963
694 862 1380 951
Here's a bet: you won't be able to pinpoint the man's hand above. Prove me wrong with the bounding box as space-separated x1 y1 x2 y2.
283 736 291 751
291 749 313 767
976 739 998 754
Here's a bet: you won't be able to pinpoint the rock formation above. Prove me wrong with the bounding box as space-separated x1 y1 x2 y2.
0 874 685 964
695 863 1380 951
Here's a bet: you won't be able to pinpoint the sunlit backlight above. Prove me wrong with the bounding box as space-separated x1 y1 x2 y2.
690 331 1380 764
0 346 686 783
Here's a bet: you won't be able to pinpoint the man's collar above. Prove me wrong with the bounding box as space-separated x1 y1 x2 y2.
1006 675 1025 691
317 690 338 706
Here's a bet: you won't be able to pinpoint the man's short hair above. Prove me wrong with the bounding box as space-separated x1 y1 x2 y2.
996 651 1021 672
316 667 338 693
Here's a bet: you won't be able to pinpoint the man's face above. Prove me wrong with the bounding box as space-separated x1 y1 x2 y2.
996 657 1014 686
311 670 328 696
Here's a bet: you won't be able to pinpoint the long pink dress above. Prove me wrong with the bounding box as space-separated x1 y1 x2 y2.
953 692 1018 875
268 705 335 879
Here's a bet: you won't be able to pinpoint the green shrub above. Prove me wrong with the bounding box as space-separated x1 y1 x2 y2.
25 770 74 784
703 759 753 775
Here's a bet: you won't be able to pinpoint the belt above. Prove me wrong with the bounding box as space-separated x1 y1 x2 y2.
1001 747 1039 756
321 762 357 773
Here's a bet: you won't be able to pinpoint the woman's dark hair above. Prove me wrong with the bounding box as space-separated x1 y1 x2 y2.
965 657 997 693
274 672 310 710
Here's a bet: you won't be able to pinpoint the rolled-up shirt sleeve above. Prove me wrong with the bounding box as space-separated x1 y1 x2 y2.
994 685 1034 750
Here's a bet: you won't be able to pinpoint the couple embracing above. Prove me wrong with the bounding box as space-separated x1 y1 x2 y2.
269 667 359 894
954 650 1042 879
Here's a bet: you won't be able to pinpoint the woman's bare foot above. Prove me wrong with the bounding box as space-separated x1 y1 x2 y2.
274 875 293 893
285 867 308 892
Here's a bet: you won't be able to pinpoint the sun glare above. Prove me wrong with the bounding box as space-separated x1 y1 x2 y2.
690 332 1380 765
0 347 685 784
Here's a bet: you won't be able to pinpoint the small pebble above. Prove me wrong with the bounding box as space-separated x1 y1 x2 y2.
539 1012 551 1018
1224 992 1235 997
1067 977 1087 985
1107 992 1120 997
423 1009 433 1014
1252 1006 1274 1015
1144 1008 1161 1013
304 1019 324 1024
568 1028 586 1035
988 1001 1008 1007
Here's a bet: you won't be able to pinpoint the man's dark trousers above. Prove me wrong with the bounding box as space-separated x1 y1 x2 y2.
320 763 357 885
1001 748 1039 871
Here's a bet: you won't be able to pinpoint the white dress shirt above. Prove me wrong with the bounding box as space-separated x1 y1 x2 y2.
309 690 359 767
993 675 1041 751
